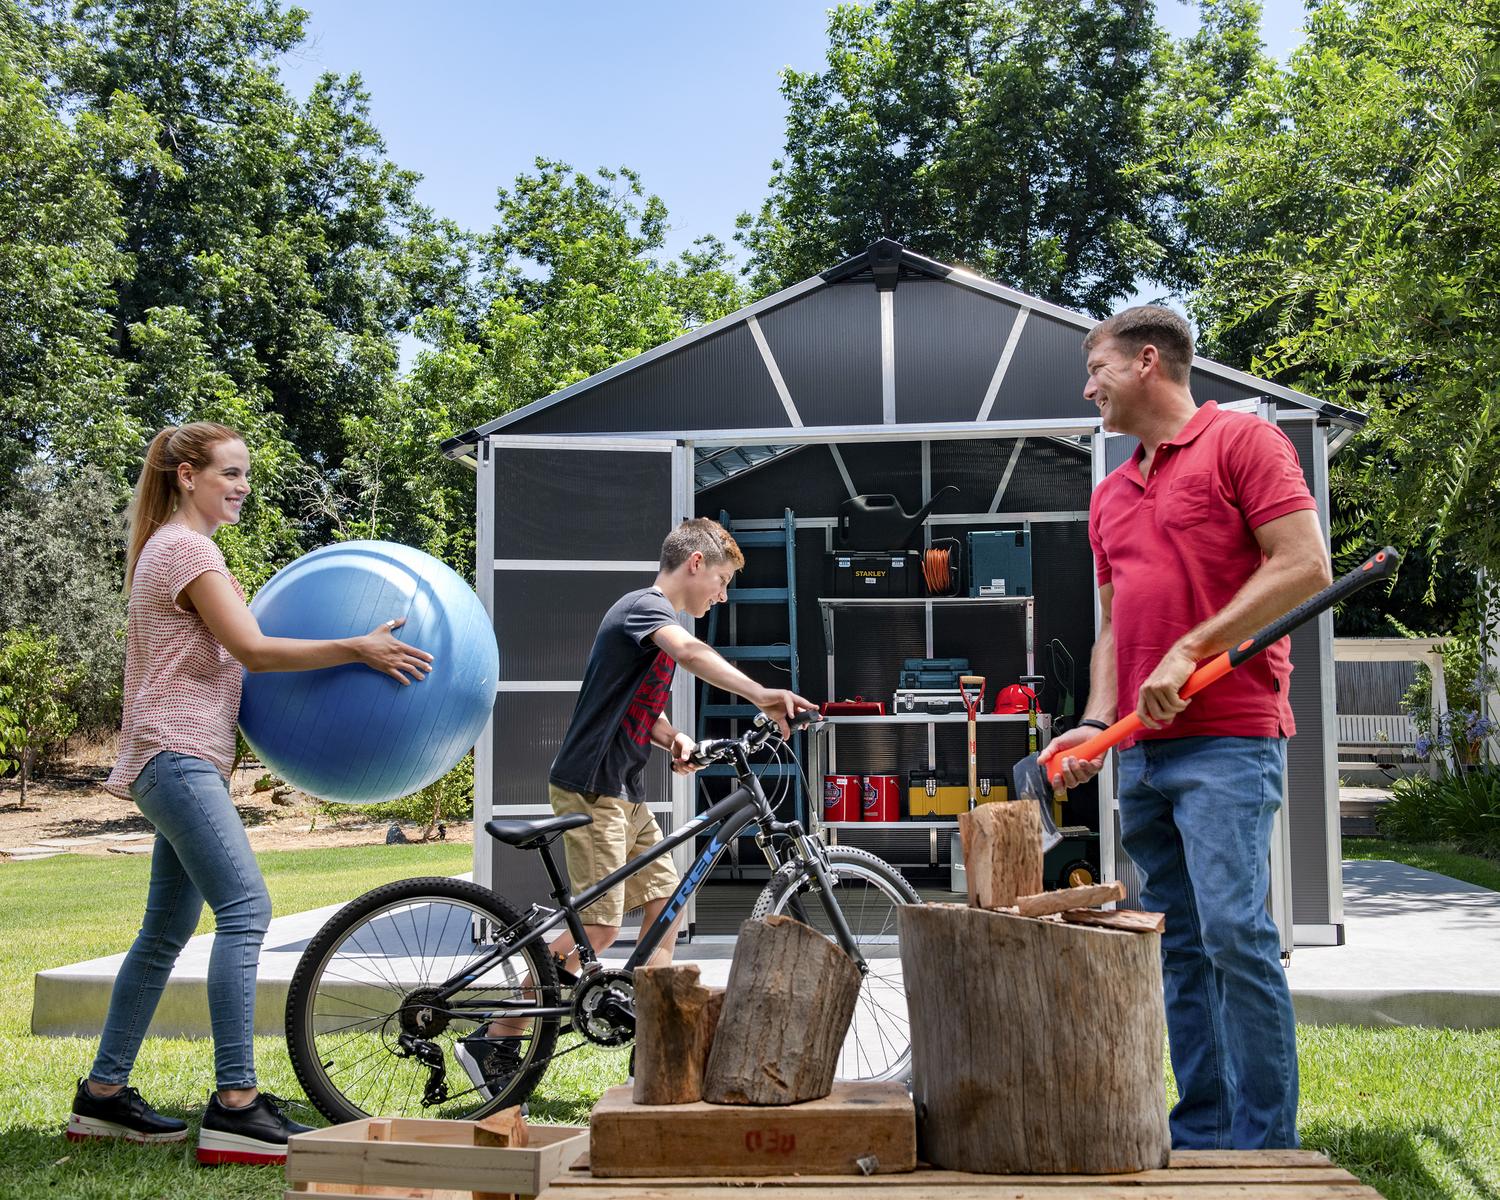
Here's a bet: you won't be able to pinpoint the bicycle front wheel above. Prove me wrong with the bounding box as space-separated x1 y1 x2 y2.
285 876 560 1123
751 846 918 1083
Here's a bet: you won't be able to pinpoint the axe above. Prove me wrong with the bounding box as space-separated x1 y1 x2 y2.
1015 547 1401 852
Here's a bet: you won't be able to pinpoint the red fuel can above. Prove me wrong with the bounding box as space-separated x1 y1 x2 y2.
823 774 862 823
862 773 901 822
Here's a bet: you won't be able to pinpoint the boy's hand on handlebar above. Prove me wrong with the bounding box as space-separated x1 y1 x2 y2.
668 731 701 775
755 689 820 738
355 617 434 685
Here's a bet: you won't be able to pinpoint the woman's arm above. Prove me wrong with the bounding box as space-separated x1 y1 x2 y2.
181 570 434 684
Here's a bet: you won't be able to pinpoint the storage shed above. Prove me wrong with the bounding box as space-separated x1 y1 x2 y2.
442 239 1364 948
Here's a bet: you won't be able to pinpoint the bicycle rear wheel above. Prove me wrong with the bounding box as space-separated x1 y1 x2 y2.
751 846 918 1082
285 876 560 1122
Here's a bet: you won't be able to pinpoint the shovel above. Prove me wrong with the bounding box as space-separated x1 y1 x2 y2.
958 675 986 809
1015 546 1402 852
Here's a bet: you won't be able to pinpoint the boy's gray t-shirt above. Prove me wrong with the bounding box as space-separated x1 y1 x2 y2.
549 587 682 803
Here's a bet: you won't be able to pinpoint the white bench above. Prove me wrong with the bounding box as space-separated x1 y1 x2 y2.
1337 713 1421 775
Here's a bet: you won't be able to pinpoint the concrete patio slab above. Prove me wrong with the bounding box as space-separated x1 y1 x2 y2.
30 859 1500 1041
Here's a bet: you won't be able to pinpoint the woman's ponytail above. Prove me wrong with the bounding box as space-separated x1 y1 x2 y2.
124 422 243 591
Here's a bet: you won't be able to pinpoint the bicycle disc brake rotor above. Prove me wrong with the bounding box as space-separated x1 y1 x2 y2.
570 967 636 1046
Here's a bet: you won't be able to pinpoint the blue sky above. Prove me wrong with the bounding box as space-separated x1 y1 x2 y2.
279 1 1315 269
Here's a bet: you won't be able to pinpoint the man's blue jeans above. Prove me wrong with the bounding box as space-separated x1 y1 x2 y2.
1117 735 1299 1150
90 752 271 1091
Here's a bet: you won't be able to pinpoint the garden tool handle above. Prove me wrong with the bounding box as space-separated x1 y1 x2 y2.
1045 546 1400 785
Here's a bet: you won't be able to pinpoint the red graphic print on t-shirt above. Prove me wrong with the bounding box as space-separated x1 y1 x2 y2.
621 651 676 745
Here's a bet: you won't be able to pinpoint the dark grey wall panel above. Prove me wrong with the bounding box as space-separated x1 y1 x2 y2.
756 283 883 427
894 281 1020 423
1282 418 1334 927
1190 367 1262 406
699 445 851 519
513 323 789 435
834 441 925 513
493 447 671 560
494 569 656 680
971 439 1093 512
991 314 1095 421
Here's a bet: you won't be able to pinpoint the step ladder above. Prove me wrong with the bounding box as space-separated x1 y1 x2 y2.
696 509 804 877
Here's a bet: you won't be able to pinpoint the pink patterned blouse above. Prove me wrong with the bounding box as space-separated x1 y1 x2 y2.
105 523 246 799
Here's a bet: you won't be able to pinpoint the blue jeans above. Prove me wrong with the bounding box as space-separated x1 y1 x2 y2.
1117 736 1299 1150
90 752 271 1091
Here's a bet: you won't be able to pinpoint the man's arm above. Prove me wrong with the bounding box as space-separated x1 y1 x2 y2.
1135 509 1331 728
1042 582 1116 787
649 623 818 735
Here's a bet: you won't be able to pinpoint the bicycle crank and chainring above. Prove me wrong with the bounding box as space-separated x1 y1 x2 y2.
570 967 636 1046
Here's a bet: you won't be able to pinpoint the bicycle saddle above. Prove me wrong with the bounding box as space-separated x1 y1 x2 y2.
484 813 592 848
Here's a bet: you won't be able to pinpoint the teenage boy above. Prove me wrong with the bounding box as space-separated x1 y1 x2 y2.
459 517 817 1097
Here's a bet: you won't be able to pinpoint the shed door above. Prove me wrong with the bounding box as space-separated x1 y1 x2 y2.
474 435 688 904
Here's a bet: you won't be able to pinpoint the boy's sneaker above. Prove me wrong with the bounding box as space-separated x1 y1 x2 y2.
66 1079 188 1144
455 1031 524 1102
196 1091 312 1166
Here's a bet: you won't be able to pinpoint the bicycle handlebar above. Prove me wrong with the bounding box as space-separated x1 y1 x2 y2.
689 712 823 767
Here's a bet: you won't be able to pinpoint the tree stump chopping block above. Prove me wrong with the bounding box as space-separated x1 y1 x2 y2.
701 915 861 1105
958 801 1043 909
631 964 723 1105
897 903 1169 1174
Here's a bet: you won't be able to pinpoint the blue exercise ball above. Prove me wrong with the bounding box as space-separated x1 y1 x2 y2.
238 541 497 804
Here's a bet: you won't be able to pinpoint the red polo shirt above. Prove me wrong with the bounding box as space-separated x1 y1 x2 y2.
1088 402 1317 747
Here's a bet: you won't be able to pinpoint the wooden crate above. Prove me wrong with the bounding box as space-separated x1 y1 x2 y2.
539 1148 1385 1198
588 1082 916 1178
284 1117 587 1200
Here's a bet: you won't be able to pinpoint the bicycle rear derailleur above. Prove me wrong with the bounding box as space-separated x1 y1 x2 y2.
570 966 635 1046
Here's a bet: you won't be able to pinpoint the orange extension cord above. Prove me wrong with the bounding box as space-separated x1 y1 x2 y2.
922 546 954 595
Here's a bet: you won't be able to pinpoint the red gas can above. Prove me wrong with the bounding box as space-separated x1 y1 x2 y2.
823 774 862 823
862 773 901 822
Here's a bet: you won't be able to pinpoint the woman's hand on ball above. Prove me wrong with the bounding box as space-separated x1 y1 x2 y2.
358 617 435 684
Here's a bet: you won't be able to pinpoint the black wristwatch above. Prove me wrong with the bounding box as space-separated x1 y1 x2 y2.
1077 718 1110 732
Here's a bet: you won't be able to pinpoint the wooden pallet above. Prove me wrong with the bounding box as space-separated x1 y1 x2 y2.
284 1116 587 1200
538 1149 1384 1198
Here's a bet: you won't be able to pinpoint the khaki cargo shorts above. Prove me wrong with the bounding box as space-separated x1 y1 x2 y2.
548 784 680 926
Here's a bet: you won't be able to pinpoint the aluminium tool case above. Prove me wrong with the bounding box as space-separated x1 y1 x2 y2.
892 688 968 715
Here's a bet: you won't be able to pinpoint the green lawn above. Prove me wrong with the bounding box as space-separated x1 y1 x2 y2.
1 842 1496 1199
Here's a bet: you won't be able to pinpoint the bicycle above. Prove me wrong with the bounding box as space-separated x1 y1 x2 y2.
284 713 919 1123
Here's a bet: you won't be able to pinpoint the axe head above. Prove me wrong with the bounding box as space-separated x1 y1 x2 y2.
1012 750 1064 854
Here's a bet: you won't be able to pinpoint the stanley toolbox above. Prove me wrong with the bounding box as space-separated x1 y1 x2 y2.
826 550 921 597
907 770 1005 817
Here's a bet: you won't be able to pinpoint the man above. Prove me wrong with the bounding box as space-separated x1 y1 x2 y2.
1042 306 1331 1150
459 517 817 1096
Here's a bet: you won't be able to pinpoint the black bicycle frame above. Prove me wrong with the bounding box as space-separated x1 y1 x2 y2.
426 753 862 1017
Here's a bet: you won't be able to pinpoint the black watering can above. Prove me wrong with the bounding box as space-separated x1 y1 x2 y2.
836 485 959 550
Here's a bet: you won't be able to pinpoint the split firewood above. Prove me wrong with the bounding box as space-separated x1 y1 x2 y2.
958 801 1043 909
472 1105 528 1147
1061 907 1165 934
632 965 723 1105
702 915 860 1105
1014 880 1126 918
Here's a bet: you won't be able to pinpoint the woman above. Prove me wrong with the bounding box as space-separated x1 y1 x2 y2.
66 422 433 1165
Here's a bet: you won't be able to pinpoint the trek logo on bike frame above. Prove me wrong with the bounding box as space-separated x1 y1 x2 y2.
660 831 724 925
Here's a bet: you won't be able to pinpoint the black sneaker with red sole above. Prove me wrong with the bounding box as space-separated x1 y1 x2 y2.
196 1091 313 1166
65 1079 188 1145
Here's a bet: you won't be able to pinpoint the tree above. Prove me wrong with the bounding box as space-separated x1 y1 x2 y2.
333 161 747 575
1177 0 1500 593
0 630 83 808
737 0 1176 312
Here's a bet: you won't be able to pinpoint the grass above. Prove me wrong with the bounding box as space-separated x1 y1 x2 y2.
0 843 627 1199
1 843 1497 1198
1343 838 1500 893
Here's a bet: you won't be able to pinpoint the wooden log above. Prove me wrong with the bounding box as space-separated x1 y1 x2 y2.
631 965 723 1105
588 1082 916 1177
1061 907 1166 934
957 801 1042 909
1014 879 1126 918
701 915 861 1105
897 903 1170 1174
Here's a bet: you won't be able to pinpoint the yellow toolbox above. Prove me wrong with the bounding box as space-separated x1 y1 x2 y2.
907 771 1008 817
